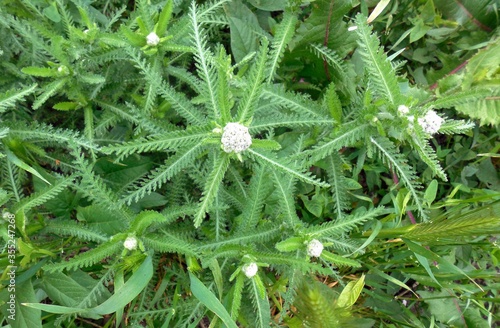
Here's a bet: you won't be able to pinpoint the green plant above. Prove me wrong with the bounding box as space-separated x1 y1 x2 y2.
0 0 499 327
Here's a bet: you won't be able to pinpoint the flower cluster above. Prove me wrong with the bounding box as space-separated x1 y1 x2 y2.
241 262 258 278
221 122 252 153
123 236 138 250
397 105 409 116
146 32 160 46
399 105 444 136
307 239 324 258
418 110 444 134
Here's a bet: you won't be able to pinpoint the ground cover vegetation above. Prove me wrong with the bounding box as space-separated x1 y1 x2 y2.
0 0 499 327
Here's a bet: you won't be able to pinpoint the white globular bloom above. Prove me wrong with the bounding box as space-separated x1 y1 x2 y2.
146 32 160 46
242 262 258 278
307 239 324 258
418 110 444 134
221 122 252 153
123 236 138 250
398 105 410 116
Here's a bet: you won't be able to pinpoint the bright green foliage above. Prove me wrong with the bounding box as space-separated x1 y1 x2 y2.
0 0 498 327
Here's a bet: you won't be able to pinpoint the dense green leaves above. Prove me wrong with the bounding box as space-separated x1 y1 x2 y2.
0 0 498 327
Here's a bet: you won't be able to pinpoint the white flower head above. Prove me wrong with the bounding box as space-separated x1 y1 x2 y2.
418 110 444 134
146 32 160 46
221 122 252 153
123 236 138 250
348 26 358 31
57 65 69 76
307 239 324 258
242 262 258 278
398 105 409 116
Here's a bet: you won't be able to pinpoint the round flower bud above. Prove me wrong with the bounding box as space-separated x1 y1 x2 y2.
307 239 324 258
123 236 138 250
418 110 444 134
221 122 252 153
57 65 69 76
398 105 409 116
146 32 160 46
242 262 258 278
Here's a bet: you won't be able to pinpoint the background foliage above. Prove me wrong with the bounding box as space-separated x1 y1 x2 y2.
0 0 499 327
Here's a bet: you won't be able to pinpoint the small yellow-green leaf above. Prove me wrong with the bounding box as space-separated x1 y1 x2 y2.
275 236 303 252
53 102 78 111
336 275 365 309
22 67 57 77
424 179 438 205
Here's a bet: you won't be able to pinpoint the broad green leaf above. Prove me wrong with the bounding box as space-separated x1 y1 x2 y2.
409 18 432 43
5 148 50 185
43 3 61 23
225 1 264 62
24 255 153 316
189 272 238 328
423 179 438 205
299 193 324 217
92 255 153 315
433 0 499 31
418 290 465 326
0 279 42 328
41 272 92 307
336 275 365 308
